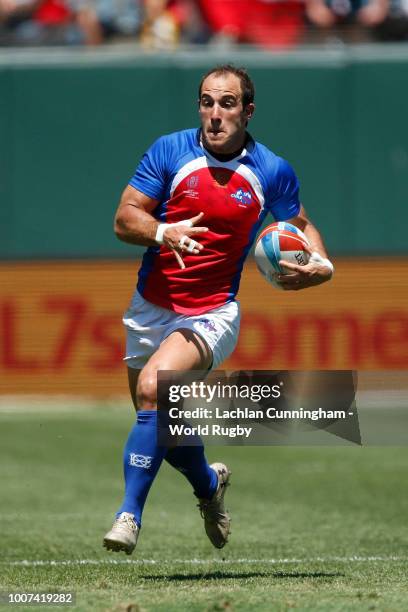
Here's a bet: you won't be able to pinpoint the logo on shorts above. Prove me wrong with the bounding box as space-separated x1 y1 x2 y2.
129 453 152 469
231 188 252 206
198 318 217 333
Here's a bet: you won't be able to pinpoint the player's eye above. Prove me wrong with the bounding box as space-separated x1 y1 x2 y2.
221 99 236 108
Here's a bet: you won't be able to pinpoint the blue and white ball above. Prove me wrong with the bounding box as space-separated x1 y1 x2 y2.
255 222 310 289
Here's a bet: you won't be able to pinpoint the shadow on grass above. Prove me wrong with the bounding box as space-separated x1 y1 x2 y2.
141 570 343 582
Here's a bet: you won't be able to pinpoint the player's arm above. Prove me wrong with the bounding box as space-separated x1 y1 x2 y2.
114 185 160 246
276 205 334 290
114 185 208 268
289 205 329 258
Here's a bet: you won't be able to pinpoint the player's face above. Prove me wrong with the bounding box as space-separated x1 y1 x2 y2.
199 73 254 155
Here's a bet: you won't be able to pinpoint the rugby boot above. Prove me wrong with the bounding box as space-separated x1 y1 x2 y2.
198 462 231 549
103 512 139 555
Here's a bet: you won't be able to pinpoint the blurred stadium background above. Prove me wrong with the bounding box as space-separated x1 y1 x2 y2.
1 21 408 612
1 46 407 395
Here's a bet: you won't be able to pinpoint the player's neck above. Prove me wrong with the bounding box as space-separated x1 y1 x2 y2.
201 133 248 162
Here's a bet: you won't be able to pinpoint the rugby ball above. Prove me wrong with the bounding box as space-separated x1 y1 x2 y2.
254 222 310 289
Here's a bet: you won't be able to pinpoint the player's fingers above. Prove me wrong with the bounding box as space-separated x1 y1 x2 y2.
303 243 313 256
279 260 303 273
279 278 303 290
188 226 208 235
188 212 204 226
186 239 198 253
178 235 203 254
279 277 300 287
172 249 185 269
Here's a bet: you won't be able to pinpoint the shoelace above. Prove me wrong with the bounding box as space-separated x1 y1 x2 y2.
115 514 137 532
198 482 229 521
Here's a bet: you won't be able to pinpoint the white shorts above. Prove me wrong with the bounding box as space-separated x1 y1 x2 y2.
123 291 240 370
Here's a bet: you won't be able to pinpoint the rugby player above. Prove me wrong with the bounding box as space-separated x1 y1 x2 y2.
103 64 334 555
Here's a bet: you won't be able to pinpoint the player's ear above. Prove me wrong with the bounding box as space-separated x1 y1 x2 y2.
245 103 255 121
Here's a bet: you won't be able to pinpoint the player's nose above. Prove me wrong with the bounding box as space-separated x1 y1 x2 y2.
210 103 222 120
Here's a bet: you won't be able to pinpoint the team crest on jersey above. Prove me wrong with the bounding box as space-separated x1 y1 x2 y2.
184 174 200 198
187 175 199 189
231 188 252 206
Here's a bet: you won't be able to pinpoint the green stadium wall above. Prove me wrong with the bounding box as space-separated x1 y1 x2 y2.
1 47 407 259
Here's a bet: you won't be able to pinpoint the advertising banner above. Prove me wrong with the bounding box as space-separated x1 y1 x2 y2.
0 259 407 395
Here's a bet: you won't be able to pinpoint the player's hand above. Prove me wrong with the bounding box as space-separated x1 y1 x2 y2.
276 245 333 290
357 2 387 26
163 212 208 269
0 0 18 15
306 2 336 27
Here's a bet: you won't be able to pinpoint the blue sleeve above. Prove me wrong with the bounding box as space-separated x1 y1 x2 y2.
129 136 170 201
267 157 301 221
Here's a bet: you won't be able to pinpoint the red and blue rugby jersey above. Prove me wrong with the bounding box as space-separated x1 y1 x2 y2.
129 128 300 315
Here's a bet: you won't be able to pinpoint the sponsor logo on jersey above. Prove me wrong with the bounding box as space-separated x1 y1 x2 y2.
129 453 152 469
184 189 199 199
231 188 252 206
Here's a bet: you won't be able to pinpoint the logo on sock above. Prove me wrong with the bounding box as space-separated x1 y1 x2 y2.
129 453 153 469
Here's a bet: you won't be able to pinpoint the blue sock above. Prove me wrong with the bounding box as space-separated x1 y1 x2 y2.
165 442 218 499
117 410 166 527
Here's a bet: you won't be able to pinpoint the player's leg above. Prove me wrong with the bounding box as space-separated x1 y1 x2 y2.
161 304 240 548
117 329 214 510
136 328 212 408
146 330 220 501
165 443 231 549
104 298 239 553
117 329 217 520
104 329 214 554
135 330 231 547
127 367 140 412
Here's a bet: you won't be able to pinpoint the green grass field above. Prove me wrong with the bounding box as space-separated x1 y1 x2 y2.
0 403 407 611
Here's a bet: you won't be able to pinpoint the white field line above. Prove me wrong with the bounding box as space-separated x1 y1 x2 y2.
1 556 407 567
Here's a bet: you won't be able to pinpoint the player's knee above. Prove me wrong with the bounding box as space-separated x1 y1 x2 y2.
136 369 158 409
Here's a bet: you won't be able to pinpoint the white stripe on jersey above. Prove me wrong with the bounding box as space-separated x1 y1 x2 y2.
169 156 207 197
169 152 265 214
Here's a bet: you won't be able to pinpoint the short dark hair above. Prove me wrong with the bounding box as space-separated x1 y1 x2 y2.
198 64 255 108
